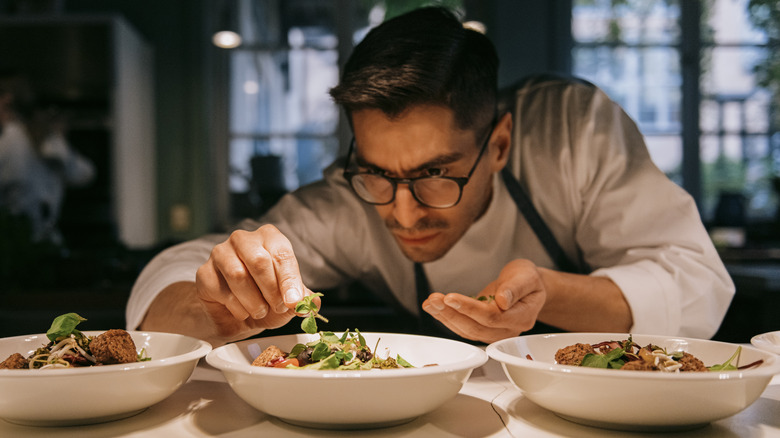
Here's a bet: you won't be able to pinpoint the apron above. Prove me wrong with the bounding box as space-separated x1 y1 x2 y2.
411 167 587 340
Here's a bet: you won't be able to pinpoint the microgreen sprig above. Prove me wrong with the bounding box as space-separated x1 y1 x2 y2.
295 292 328 334
709 346 741 371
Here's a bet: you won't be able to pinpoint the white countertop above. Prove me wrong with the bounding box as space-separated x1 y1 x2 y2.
2 355 779 437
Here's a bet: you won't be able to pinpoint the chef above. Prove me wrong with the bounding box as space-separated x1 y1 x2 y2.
126 7 733 347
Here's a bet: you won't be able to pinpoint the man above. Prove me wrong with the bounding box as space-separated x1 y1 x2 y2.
127 7 734 347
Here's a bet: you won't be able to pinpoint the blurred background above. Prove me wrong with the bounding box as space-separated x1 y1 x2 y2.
0 0 777 341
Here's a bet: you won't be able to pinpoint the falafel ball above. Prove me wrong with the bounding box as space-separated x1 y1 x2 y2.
555 343 596 366
0 352 27 369
678 352 708 372
90 329 138 364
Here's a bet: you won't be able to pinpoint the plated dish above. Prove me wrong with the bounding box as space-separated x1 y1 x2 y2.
0 330 211 426
487 333 780 431
751 330 780 355
206 332 488 429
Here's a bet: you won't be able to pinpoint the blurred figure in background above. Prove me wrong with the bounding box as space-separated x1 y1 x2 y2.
0 70 94 271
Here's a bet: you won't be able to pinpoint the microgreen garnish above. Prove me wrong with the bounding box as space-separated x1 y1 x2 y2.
396 355 414 368
294 293 328 334
709 346 741 371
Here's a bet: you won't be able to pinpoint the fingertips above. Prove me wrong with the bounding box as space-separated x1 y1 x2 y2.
443 294 461 310
422 293 446 315
496 289 514 311
283 283 303 306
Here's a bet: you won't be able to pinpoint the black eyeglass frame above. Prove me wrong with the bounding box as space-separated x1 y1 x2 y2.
342 124 494 209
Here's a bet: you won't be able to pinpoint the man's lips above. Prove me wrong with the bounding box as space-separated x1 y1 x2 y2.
395 232 439 245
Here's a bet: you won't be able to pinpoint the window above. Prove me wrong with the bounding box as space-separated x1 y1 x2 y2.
227 0 352 218
572 0 778 225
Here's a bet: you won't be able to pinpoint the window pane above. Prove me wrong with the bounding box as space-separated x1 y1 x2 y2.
230 49 339 136
572 0 680 44
646 135 682 177
703 0 767 44
572 46 681 134
237 0 338 49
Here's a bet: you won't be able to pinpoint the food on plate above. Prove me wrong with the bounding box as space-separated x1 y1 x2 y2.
253 294 429 370
553 336 763 372
0 313 150 369
252 330 418 370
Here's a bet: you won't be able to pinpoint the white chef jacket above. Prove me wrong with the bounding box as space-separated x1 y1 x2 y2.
126 78 734 339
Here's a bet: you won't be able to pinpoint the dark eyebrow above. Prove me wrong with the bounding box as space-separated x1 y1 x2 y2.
355 150 465 174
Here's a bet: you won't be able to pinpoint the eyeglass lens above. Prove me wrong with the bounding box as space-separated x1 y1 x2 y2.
350 174 461 208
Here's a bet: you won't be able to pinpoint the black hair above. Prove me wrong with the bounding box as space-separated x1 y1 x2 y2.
329 7 498 137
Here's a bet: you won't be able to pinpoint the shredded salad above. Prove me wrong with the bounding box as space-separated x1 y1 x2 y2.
254 330 416 370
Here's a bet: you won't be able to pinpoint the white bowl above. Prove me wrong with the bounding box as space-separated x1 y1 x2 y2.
487 333 780 431
751 330 780 354
206 332 488 429
0 331 211 426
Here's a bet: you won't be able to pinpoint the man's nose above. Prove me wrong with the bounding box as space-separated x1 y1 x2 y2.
392 184 426 228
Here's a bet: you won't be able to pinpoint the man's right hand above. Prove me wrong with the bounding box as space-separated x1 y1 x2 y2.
141 224 320 346
195 224 320 341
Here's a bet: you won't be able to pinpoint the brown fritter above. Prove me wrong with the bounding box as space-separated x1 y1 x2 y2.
555 343 596 366
678 352 708 372
252 345 286 367
90 329 138 364
620 360 657 371
0 352 27 369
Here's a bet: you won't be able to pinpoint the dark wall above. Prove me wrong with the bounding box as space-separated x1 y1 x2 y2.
467 0 573 88
62 0 218 243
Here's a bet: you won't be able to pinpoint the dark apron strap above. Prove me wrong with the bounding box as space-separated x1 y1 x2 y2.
500 167 581 274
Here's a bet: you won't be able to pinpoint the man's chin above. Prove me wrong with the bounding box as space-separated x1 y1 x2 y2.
396 240 449 263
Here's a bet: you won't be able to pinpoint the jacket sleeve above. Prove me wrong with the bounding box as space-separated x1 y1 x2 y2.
125 161 372 330
510 77 735 338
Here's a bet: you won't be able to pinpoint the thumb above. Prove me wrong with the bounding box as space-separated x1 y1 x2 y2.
494 287 517 311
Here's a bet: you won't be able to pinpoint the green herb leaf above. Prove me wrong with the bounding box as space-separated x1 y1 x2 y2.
311 342 331 361
709 346 741 371
137 348 152 362
46 313 87 342
357 329 366 348
301 315 317 334
320 332 340 343
295 293 328 334
581 348 626 369
396 354 414 368
288 343 307 358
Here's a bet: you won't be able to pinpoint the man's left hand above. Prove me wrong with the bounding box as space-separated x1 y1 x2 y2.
421 259 546 343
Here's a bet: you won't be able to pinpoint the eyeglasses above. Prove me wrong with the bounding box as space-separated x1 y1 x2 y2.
343 126 493 209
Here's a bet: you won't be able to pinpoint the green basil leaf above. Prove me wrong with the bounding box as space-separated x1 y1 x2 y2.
46 313 86 342
581 348 626 369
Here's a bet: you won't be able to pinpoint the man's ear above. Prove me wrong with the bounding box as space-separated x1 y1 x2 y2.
489 112 513 171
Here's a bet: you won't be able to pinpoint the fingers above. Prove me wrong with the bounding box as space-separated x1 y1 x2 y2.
197 225 308 323
492 260 542 311
421 260 547 343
